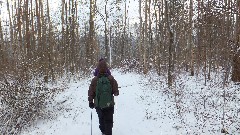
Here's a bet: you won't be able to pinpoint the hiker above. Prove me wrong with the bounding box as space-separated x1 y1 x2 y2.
93 58 111 76
88 59 119 135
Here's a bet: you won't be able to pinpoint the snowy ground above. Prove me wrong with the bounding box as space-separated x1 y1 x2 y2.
21 69 240 135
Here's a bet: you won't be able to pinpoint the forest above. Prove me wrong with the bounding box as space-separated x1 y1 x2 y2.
0 0 239 134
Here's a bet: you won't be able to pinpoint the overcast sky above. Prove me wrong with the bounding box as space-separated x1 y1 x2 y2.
0 0 139 35
0 0 139 23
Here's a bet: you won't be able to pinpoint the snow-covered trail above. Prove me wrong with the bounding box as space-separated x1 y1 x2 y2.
21 70 176 135
20 69 240 135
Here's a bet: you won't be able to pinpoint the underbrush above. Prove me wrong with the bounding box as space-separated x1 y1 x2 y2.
0 76 63 135
139 70 240 134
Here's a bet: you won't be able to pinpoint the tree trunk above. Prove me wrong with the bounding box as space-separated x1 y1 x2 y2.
104 0 109 62
165 0 174 88
232 50 240 82
36 0 41 52
0 14 3 65
6 0 13 47
88 0 95 68
138 0 143 71
143 0 148 74
17 0 23 52
189 0 194 76
231 0 240 82
24 0 30 57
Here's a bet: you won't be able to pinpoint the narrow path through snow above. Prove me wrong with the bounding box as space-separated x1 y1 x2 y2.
22 70 176 135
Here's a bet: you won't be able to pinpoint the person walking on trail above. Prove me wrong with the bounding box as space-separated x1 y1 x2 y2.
88 59 119 135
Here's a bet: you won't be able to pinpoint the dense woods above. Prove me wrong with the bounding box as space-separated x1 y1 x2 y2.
0 0 239 85
0 0 239 134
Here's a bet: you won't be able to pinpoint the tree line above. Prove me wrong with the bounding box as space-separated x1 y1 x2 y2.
0 0 239 86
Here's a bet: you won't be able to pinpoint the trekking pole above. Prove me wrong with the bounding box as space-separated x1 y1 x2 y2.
91 111 93 135
115 97 118 119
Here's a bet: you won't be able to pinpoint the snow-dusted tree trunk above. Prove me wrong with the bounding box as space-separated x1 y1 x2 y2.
6 0 13 47
87 0 95 67
232 0 240 82
138 0 143 71
153 0 160 75
165 0 174 88
188 0 194 76
0 12 3 67
232 50 240 82
25 0 30 57
143 0 148 74
104 0 109 62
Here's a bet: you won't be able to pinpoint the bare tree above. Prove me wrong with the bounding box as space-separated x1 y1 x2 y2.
188 0 194 76
0 8 3 69
165 0 174 87
143 0 148 74
87 0 96 68
232 0 240 82
138 0 143 71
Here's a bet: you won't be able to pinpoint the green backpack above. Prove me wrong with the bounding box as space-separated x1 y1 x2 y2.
95 75 114 109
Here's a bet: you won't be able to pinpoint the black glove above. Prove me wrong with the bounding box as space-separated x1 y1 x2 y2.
89 102 94 109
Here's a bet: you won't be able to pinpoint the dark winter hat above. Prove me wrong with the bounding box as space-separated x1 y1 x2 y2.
99 58 104 62
98 59 107 73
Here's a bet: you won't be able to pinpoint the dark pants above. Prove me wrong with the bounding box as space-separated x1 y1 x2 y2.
96 107 114 135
